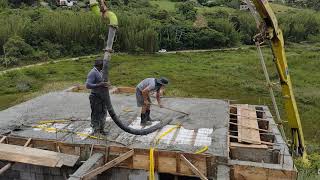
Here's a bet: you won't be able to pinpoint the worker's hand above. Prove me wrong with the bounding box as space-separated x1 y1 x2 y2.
97 82 110 88
144 100 149 106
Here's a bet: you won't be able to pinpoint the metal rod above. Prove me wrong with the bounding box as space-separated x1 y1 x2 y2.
151 103 190 115
255 42 288 142
229 122 270 133
229 117 269 123
229 113 269 121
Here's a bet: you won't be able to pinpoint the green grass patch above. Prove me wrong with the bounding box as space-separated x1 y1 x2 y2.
270 3 299 14
150 0 176 12
0 44 320 147
1 44 320 177
196 6 237 14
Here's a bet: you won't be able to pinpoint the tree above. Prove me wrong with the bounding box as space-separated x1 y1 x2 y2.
176 1 197 21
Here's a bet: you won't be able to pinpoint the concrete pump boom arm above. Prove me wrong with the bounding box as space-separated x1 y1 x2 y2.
252 0 306 158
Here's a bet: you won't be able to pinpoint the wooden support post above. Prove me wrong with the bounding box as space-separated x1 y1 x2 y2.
180 155 208 180
0 136 6 143
24 138 32 147
81 149 134 180
0 138 32 175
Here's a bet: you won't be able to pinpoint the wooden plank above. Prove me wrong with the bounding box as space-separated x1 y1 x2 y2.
0 143 79 167
180 155 208 180
229 135 274 146
232 165 297 180
0 136 211 177
0 138 33 175
82 149 134 180
68 153 104 180
229 122 269 133
230 142 268 149
237 104 261 144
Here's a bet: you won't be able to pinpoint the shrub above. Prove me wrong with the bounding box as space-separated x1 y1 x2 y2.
0 56 18 67
207 18 240 47
40 41 62 59
116 13 159 53
0 0 8 8
231 12 257 44
3 35 34 60
279 11 320 42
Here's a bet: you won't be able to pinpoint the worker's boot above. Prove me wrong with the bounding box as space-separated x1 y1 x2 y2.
100 129 107 136
140 113 152 126
92 128 100 136
146 110 153 122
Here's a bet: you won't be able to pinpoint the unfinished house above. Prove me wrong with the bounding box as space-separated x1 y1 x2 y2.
0 86 297 180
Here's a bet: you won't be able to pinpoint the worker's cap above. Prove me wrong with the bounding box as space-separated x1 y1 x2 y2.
94 59 103 67
156 77 169 85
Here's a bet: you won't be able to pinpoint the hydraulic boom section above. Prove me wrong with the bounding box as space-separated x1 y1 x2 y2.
252 0 306 158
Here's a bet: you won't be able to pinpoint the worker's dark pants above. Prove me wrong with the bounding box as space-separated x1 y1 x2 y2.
89 93 106 131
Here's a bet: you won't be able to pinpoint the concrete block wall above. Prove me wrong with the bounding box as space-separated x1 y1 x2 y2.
0 163 76 180
98 168 159 180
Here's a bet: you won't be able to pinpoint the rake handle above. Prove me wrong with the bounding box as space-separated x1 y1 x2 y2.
151 103 190 115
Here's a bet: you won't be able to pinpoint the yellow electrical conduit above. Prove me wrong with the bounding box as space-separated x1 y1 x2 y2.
33 124 104 140
148 124 208 180
195 145 208 154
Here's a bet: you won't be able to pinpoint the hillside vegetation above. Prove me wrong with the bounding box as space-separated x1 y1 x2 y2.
1 0 320 68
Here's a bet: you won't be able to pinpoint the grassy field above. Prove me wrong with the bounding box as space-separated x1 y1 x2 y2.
0 44 320 178
150 0 176 12
1 44 320 143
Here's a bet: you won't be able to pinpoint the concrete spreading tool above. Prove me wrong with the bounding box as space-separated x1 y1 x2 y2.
151 103 190 116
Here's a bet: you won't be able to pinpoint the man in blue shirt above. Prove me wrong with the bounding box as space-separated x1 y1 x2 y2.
136 77 169 125
86 59 110 135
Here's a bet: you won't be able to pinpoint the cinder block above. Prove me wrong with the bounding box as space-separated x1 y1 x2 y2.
3 170 20 179
35 173 45 180
43 175 54 180
53 175 65 180
49 168 61 176
12 163 30 172
30 165 44 174
0 177 14 180
20 171 36 180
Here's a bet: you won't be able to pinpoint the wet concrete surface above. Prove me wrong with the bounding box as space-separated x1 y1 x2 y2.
0 92 229 158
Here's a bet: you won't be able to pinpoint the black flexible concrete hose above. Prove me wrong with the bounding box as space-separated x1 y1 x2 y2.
102 27 175 135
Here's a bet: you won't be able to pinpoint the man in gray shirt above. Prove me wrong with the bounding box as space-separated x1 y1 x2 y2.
136 77 169 125
86 59 110 135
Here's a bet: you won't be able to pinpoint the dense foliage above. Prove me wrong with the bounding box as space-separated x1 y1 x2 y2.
288 0 320 11
1 0 320 67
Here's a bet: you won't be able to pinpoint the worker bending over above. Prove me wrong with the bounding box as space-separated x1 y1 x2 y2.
86 59 110 135
136 77 169 125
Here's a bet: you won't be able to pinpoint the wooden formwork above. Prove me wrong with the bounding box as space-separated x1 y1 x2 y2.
228 104 297 180
0 135 215 179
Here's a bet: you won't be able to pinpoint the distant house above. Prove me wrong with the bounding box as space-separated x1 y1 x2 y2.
240 1 252 11
58 0 77 7
240 0 274 11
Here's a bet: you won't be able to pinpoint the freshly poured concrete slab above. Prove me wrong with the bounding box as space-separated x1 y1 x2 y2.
0 92 229 158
